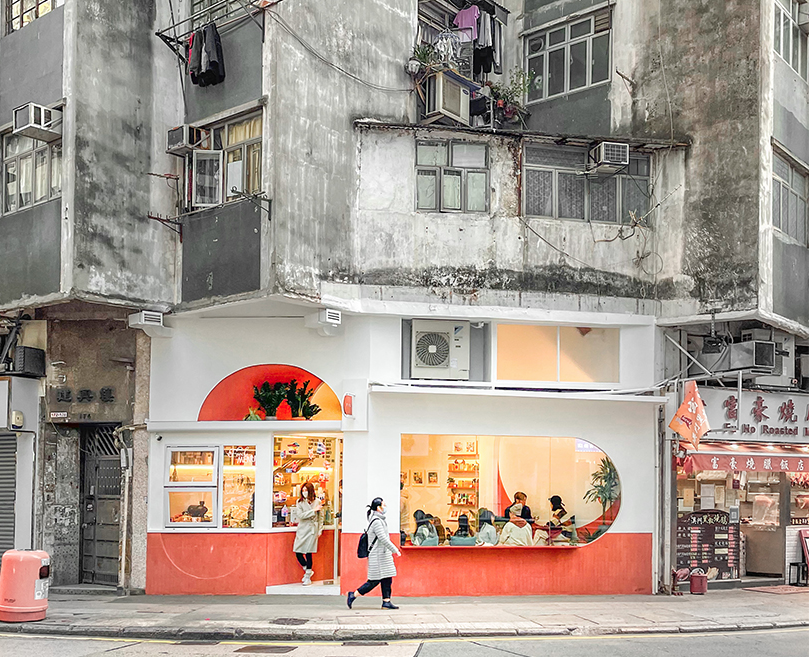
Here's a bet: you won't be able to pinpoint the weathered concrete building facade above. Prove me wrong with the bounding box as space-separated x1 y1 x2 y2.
0 0 807 594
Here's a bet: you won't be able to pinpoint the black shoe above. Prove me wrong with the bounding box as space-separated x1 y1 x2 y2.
347 591 356 609
381 601 399 610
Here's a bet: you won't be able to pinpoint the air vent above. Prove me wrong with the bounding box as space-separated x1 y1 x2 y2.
140 311 164 327
594 9 611 33
415 332 451 367
323 309 341 325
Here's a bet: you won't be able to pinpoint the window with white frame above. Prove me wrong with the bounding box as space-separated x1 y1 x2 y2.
774 0 808 79
525 10 611 104
2 133 62 215
5 0 63 35
524 145 650 224
165 447 219 527
772 151 809 245
190 113 262 209
415 140 489 213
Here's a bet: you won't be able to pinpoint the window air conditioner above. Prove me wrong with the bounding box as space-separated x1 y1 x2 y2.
410 320 470 380
728 341 776 371
12 103 62 142
424 71 471 127
589 142 630 173
166 125 209 156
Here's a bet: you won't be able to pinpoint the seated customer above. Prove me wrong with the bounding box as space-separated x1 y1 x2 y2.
548 495 575 542
504 492 533 522
498 503 533 546
449 514 476 545
475 509 498 546
430 515 448 544
412 509 439 546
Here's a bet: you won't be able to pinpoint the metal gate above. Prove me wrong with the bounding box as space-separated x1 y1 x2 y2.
0 435 16 555
81 425 121 586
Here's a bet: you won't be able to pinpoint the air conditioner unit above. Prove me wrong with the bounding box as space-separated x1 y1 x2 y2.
424 71 471 127
305 308 342 337
410 320 470 380
755 331 796 387
166 125 209 156
12 103 62 142
589 142 630 173
728 340 776 371
11 346 45 378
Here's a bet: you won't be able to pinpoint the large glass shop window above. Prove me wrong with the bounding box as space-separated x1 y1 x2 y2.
222 445 256 528
273 436 338 528
165 446 257 528
400 435 620 546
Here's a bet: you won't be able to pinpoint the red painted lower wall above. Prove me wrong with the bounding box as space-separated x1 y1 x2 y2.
146 531 335 595
340 532 652 596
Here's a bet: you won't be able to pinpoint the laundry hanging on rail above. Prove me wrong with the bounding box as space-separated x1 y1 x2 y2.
187 23 226 87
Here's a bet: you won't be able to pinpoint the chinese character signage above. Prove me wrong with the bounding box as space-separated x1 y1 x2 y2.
698 387 808 443
669 381 711 450
676 510 739 580
690 452 807 472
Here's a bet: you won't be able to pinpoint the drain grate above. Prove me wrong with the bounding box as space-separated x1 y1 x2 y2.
234 647 296 654
342 641 389 646
270 618 308 626
175 640 220 645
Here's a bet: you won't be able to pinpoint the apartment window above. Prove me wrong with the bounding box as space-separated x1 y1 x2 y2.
416 140 489 213
5 0 62 34
773 152 809 245
526 10 611 103
190 113 262 209
2 133 62 215
775 1 808 79
524 145 649 224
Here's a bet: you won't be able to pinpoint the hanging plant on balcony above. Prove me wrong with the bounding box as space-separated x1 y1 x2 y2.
488 67 532 128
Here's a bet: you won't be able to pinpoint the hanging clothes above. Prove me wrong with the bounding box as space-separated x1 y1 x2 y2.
453 5 480 41
476 10 493 49
492 19 503 75
200 23 226 86
188 23 226 87
474 10 494 76
188 29 204 85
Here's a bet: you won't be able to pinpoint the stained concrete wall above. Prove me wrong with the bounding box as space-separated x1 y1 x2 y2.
69 0 176 307
0 200 62 307
265 0 414 297
612 0 763 317
349 125 682 314
0 6 64 118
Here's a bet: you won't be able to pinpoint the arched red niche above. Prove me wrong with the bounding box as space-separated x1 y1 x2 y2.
198 364 341 421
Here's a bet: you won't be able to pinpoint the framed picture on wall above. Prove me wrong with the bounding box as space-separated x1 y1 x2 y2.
411 470 424 486
400 471 408 486
427 471 439 486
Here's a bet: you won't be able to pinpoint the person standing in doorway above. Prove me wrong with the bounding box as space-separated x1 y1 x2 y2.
293 482 323 586
347 497 402 609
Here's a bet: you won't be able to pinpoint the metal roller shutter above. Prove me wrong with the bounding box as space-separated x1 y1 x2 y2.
0 435 16 555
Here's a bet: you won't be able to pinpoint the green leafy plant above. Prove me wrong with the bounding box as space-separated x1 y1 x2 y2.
244 407 263 421
583 457 620 526
411 43 439 68
285 379 322 420
253 381 289 418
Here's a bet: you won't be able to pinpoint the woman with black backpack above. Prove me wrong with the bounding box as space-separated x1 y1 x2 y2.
347 497 401 610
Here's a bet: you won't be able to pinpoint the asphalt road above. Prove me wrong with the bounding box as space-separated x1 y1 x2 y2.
0 628 805 657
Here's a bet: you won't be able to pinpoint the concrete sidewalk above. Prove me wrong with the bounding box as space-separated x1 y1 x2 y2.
1 589 807 642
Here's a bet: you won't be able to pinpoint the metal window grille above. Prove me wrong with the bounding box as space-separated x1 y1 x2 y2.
6 0 56 35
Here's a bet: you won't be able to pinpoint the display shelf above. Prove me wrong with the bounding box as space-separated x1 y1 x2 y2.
448 453 478 458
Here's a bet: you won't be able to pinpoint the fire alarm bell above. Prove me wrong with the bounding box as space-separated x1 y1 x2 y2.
10 410 24 430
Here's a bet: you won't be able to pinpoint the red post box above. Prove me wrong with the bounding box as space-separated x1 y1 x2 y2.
689 571 708 595
0 550 50 622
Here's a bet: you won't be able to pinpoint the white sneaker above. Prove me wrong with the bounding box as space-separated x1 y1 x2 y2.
303 569 313 586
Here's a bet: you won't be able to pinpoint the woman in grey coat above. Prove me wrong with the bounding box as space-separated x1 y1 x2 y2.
292 482 323 586
347 497 401 610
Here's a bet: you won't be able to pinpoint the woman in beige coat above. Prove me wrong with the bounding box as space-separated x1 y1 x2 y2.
293 482 323 585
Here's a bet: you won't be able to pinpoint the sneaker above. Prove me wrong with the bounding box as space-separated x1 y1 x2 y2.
381 601 399 610
303 571 312 586
347 591 356 609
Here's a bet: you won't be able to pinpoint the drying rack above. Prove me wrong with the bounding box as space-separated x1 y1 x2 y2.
155 0 268 66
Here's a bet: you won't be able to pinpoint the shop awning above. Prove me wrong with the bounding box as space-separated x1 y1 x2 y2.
684 441 809 472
